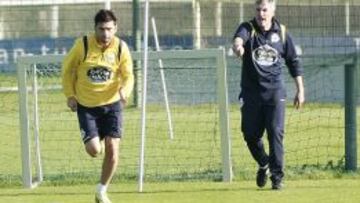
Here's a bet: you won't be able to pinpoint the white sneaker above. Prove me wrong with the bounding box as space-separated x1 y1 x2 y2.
95 192 112 203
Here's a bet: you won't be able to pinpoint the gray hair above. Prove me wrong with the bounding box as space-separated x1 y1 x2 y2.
255 0 276 10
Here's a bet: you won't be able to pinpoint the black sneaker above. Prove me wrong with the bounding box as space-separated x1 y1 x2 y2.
271 179 283 190
256 166 269 188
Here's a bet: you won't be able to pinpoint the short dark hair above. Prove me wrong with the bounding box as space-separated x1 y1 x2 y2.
94 9 117 26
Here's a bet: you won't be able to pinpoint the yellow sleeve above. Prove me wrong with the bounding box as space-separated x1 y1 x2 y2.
61 38 83 98
119 41 134 100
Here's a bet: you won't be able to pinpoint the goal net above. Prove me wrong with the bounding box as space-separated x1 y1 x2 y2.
16 48 231 188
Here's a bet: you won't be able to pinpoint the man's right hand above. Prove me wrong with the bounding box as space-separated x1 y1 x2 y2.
119 88 128 106
67 96 78 112
232 37 245 57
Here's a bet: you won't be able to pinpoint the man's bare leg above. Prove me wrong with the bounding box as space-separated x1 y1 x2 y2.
100 136 120 186
94 136 120 203
85 136 102 157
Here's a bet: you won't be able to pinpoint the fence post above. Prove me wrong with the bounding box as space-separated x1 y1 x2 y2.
344 63 357 171
133 0 142 107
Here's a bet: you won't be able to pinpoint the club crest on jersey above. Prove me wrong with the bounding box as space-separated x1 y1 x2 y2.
252 44 279 66
87 66 112 83
270 33 280 43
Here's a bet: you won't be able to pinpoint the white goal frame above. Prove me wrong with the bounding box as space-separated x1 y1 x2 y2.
16 48 232 189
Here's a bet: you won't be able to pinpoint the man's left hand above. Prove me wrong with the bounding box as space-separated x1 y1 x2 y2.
294 90 305 109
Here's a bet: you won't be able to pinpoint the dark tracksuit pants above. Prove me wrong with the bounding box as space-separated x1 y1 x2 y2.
241 95 285 182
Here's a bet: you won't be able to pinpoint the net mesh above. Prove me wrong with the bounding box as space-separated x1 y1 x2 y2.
14 52 226 184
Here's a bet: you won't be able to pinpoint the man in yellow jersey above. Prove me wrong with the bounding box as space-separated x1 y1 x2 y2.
62 9 134 203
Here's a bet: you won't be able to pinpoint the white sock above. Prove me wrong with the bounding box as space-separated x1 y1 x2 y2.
96 183 107 193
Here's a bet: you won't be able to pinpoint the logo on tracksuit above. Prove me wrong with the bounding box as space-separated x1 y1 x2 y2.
252 44 279 66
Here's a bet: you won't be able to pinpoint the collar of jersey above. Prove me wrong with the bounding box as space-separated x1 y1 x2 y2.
251 18 281 33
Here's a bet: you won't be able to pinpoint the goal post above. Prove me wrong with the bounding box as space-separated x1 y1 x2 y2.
16 48 232 188
216 48 232 182
17 57 58 188
138 48 233 190
17 58 33 188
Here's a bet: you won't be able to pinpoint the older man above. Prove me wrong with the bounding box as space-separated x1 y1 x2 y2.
232 0 304 190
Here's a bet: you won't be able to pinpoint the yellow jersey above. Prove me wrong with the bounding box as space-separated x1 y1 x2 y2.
62 34 134 107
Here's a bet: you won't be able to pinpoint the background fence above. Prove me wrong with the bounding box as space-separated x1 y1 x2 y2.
0 0 359 186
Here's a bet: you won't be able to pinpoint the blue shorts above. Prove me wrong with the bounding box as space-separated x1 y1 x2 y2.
76 101 123 143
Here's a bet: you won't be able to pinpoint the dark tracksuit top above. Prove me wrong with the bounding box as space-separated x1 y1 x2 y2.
233 18 303 180
234 18 302 104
